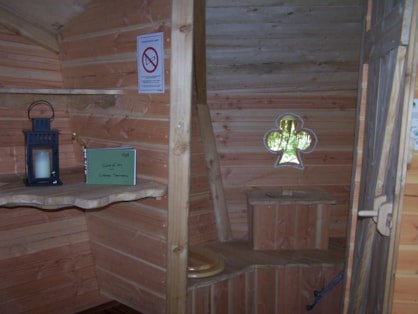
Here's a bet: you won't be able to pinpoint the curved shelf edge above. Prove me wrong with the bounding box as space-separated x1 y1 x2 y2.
0 171 167 210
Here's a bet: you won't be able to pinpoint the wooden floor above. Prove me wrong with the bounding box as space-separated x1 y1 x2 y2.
76 301 143 314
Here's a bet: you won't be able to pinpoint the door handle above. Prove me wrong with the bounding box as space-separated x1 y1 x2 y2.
358 195 393 236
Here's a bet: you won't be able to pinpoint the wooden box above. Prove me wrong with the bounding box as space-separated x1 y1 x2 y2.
247 189 336 250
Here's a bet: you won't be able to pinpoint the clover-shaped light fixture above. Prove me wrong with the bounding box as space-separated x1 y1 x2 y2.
263 112 317 169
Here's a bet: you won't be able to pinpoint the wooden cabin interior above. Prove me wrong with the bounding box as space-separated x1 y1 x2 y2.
0 0 417 313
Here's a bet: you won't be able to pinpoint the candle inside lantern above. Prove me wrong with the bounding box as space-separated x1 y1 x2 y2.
34 150 51 178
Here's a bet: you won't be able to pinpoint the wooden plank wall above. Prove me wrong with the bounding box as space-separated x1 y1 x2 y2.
0 0 217 312
0 0 365 312
206 0 363 240
58 0 178 312
392 70 418 313
0 27 109 313
0 26 62 89
0 207 109 313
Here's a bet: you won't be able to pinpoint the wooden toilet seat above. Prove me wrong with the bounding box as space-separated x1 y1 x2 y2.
188 246 224 278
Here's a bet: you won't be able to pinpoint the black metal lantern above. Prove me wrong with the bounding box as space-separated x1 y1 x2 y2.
24 100 62 186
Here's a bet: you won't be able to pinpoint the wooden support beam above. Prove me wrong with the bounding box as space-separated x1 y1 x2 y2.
0 6 59 53
166 0 194 313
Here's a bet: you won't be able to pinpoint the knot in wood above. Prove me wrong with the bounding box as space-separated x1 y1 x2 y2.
179 23 192 34
173 245 185 254
173 141 189 155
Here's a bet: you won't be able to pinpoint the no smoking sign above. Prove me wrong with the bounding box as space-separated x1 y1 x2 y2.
142 47 158 73
137 32 164 93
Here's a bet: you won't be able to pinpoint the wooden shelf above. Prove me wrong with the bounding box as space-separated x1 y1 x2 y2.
0 88 124 95
0 169 167 210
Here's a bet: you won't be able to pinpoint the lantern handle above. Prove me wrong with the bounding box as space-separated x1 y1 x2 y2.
27 100 55 121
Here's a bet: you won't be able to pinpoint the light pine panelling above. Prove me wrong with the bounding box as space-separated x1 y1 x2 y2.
206 0 362 94
60 0 219 309
0 28 74 173
393 154 418 312
58 0 172 311
0 0 214 312
205 0 362 240
0 0 365 312
0 24 105 313
59 0 172 179
0 26 63 88
393 71 418 313
208 94 357 239
0 207 108 313
58 0 171 91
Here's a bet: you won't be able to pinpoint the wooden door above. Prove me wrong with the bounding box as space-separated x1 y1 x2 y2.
343 0 418 313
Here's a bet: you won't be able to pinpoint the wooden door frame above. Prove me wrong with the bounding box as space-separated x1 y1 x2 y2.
343 0 418 312
384 2 418 311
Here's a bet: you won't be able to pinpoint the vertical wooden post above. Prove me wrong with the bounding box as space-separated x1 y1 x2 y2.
166 0 194 312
